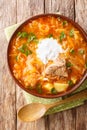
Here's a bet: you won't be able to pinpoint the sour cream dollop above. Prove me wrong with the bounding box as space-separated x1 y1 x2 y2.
36 38 64 64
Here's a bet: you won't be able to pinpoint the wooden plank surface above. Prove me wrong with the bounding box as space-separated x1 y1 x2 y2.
75 0 87 32
0 0 87 130
75 0 87 130
0 30 16 130
0 0 17 130
0 0 17 29
45 0 74 19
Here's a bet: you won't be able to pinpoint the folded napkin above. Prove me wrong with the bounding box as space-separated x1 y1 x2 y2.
5 24 87 115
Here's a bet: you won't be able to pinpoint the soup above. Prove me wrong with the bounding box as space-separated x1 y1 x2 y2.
8 15 87 96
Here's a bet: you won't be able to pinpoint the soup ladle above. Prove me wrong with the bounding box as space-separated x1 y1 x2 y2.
18 89 87 122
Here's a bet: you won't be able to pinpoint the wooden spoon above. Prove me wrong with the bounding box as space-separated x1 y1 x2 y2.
18 89 87 122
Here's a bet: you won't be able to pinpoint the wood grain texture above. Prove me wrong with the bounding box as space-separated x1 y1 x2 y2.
17 0 44 22
0 0 87 130
45 0 75 19
0 0 17 29
76 103 87 130
0 29 16 130
75 0 87 32
0 0 17 129
75 1 87 130
48 110 75 130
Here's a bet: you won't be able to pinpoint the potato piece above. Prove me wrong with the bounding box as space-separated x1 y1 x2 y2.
54 83 68 92
43 83 53 92
74 31 79 40
24 73 39 87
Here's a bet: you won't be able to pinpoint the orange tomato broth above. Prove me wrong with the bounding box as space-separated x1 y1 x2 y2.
9 16 87 96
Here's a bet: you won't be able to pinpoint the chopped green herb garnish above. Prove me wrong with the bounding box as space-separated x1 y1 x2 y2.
68 80 74 86
70 48 75 54
59 32 66 42
85 62 87 69
17 32 29 38
18 44 26 53
66 61 73 68
62 21 68 26
48 34 53 38
17 32 38 43
27 33 37 43
17 32 21 36
69 29 74 37
15 55 18 61
18 44 32 56
79 49 84 55
25 49 32 56
34 39 39 44
51 88 57 94
28 86 34 90
36 84 42 94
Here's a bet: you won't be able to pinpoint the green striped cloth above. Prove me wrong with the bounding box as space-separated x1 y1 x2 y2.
5 24 87 115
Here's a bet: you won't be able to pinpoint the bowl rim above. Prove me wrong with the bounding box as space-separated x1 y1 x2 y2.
7 13 87 98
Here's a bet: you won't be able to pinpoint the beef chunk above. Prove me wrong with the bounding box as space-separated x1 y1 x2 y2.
45 58 68 78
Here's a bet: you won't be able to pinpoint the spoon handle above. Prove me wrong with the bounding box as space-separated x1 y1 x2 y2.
46 89 87 109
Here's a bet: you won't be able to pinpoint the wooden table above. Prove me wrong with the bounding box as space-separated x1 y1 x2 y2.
0 0 87 130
